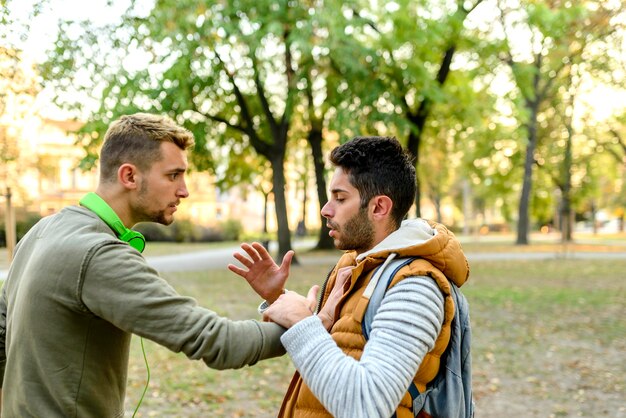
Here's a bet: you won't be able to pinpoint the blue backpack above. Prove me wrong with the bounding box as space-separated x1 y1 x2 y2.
362 257 474 418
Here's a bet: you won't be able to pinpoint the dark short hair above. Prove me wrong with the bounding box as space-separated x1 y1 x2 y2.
329 136 416 227
99 113 195 183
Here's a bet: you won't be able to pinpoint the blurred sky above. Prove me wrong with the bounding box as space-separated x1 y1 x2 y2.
12 0 129 62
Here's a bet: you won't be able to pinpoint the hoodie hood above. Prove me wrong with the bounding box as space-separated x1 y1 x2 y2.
356 218 469 287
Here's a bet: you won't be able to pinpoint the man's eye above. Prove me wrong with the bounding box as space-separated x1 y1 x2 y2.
170 173 179 180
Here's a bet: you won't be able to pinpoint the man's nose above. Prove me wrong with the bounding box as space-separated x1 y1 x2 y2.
178 180 189 198
321 201 332 218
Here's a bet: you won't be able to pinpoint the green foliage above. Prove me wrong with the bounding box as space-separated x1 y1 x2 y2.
39 0 340 256
15 212 42 240
134 219 242 243
170 219 202 243
1 1 45 180
134 222 176 243
218 219 243 242
490 0 626 242
29 0 626 241
0 210 42 246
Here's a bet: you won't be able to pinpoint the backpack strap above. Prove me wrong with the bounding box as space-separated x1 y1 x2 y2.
361 256 419 418
361 256 417 342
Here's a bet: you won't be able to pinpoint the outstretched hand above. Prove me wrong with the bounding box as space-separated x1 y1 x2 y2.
228 242 294 303
263 286 319 328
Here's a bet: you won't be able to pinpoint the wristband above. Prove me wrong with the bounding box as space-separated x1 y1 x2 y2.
257 289 287 314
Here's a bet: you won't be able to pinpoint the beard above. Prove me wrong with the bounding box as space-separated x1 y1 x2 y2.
134 180 173 226
332 207 374 252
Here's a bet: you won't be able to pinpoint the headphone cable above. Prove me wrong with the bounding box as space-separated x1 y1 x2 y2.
132 337 151 418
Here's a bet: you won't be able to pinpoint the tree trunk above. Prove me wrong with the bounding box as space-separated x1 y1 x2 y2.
404 46 456 219
432 192 442 223
560 113 574 243
4 186 16 261
407 127 422 218
263 191 269 234
559 191 572 242
516 115 539 245
591 201 598 235
308 127 334 249
296 155 307 237
298 182 307 236
462 179 472 235
270 155 296 262
260 190 270 250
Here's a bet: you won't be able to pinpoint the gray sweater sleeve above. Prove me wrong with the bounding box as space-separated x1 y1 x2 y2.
80 242 285 370
281 276 444 418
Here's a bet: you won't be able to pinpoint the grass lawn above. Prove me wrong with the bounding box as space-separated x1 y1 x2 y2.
124 250 626 418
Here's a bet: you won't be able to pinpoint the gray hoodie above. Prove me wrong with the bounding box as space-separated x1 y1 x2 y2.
0 205 284 417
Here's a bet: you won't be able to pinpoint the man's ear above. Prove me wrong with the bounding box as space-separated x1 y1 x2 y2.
369 195 393 221
118 163 140 190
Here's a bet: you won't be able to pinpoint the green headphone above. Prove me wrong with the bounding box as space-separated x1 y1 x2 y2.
79 192 146 253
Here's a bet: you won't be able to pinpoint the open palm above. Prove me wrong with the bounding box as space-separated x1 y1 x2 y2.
228 242 294 303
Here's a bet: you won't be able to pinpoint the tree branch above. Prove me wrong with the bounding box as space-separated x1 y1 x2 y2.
497 3 531 104
214 49 271 156
609 128 626 154
280 23 296 132
250 54 279 138
350 7 410 110
462 0 484 14
213 49 255 134
202 113 248 135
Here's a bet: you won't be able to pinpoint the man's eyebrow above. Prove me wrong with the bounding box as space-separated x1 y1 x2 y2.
330 188 348 194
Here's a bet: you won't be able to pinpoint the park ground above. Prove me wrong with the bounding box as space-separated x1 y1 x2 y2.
1 232 625 417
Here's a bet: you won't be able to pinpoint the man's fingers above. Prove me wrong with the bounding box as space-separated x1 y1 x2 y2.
228 263 254 279
241 243 262 262
251 242 272 260
307 285 319 300
337 266 353 282
262 310 272 322
279 250 295 273
306 285 319 311
227 264 247 278
232 252 253 268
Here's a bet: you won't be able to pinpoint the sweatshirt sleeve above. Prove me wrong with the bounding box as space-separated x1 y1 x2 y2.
281 276 444 418
79 242 285 369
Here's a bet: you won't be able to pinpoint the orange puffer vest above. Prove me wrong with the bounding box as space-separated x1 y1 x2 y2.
279 220 469 418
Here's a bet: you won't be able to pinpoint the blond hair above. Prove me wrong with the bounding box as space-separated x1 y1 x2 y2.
99 113 195 182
